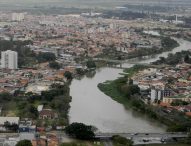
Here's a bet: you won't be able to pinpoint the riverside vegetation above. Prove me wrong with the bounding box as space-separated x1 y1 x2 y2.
96 37 179 60
98 65 191 132
1 83 71 129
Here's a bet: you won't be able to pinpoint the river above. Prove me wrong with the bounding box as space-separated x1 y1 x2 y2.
69 39 191 133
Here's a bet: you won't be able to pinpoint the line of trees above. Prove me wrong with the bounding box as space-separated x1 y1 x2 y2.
153 50 191 65
0 40 57 68
64 123 95 140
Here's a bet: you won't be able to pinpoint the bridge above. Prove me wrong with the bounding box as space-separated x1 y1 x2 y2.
93 58 168 69
93 58 147 69
95 132 188 139
93 58 135 64
95 132 188 145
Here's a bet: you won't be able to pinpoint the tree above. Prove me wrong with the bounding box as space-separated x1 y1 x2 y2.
86 60 96 69
112 135 133 146
64 71 73 80
184 54 189 63
16 140 32 146
121 85 140 97
65 123 95 140
129 78 133 85
171 100 189 106
76 68 86 75
49 61 61 69
161 37 179 49
36 52 56 63
60 143 78 146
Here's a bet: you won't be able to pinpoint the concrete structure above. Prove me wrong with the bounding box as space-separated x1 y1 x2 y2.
12 13 25 22
19 119 36 133
151 86 171 102
1 50 18 69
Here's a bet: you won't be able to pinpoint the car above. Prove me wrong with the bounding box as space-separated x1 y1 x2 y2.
145 133 149 135
143 139 150 142
161 138 165 143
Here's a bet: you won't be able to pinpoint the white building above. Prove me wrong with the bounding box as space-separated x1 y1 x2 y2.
150 86 172 102
1 50 18 69
12 13 25 22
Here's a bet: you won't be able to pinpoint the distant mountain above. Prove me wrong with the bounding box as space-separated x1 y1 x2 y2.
0 0 191 9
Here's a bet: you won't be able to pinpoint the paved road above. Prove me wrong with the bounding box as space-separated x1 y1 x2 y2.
96 132 188 138
104 141 113 146
96 132 188 145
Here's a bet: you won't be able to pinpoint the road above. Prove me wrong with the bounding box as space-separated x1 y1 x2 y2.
96 132 188 145
56 131 188 145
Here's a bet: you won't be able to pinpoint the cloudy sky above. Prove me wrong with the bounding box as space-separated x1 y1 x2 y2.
0 0 190 9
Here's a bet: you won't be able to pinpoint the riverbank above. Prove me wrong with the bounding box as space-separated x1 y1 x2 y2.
96 37 179 61
97 65 159 116
97 64 191 132
69 39 191 133
98 78 170 128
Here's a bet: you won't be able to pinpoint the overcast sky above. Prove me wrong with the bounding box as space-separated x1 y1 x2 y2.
0 0 191 9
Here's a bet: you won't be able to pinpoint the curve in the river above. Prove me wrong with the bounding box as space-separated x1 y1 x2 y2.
69 39 191 133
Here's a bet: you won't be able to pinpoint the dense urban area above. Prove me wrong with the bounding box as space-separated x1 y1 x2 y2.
0 0 191 146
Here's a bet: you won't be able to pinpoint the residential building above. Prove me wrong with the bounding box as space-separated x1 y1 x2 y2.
1 50 18 69
163 95 191 104
39 109 57 120
150 86 172 102
19 119 36 133
12 13 25 22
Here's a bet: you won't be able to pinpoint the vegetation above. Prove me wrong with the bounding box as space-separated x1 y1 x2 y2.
36 52 56 63
4 121 18 132
16 140 32 146
98 65 191 132
0 40 35 67
0 83 71 127
128 37 179 59
86 60 96 69
49 61 61 69
0 40 57 67
171 100 189 106
124 64 148 77
97 37 178 60
103 11 147 20
112 135 133 146
75 68 86 76
60 142 104 146
64 71 73 80
65 123 95 140
153 51 191 65
161 37 179 50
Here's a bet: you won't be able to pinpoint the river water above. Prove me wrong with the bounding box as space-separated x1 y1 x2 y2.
69 39 191 133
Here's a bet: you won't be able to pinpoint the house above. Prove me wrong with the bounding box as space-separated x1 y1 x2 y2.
19 119 36 133
163 95 191 104
39 109 57 119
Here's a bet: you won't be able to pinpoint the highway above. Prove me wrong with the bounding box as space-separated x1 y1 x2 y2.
95 132 188 145
96 132 188 138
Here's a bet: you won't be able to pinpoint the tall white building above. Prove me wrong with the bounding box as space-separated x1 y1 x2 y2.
12 13 25 22
1 50 18 69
